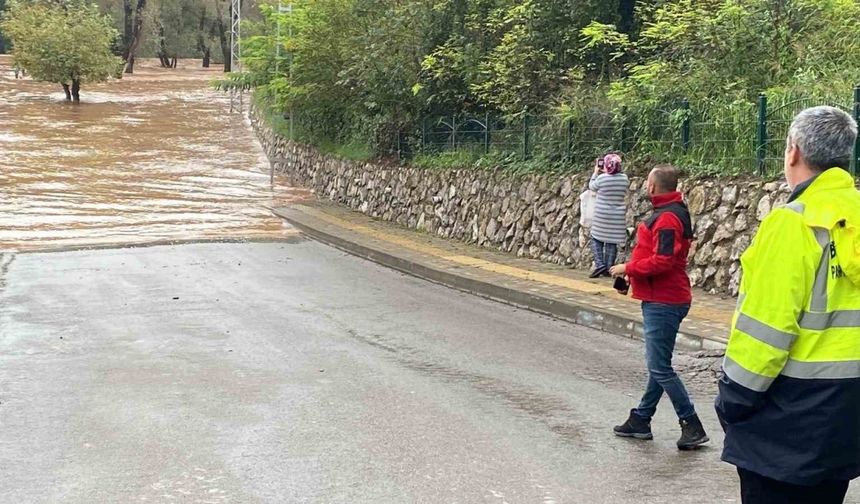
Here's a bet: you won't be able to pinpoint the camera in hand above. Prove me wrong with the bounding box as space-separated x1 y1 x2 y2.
613 276 629 295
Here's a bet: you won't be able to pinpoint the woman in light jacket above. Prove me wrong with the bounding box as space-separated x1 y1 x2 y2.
588 153 629 278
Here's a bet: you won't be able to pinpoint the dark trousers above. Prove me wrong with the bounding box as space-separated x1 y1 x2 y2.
738 468 849 504
591 238 618 270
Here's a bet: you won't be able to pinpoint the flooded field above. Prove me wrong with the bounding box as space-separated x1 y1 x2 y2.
0 56 308 251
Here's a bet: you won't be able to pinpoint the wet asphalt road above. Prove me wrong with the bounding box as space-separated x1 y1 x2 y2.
1 241 858 503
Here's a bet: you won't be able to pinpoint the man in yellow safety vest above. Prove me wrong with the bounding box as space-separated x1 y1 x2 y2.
716 106 860 503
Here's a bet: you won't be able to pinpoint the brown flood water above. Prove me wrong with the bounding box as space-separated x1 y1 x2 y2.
0 56 309 252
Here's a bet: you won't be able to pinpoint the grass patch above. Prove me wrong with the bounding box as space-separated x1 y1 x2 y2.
410 148 579 175
316 138 373 161
411 150 484 170
254 92 373 162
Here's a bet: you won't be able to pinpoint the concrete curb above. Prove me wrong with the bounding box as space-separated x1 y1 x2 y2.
272 207 726 351
6 236 305 255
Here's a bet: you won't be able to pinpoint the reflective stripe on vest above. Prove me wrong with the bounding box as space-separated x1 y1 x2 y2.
779 200 860 379
785 201 855 331
724 355 775 392
735 313 795 350
799 310 860 330
782 359 860 379
810 227 831 312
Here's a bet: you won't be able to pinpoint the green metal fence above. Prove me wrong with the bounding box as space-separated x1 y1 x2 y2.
402 86 860 177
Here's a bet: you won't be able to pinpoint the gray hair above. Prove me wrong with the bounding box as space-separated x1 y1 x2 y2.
787 106 858 171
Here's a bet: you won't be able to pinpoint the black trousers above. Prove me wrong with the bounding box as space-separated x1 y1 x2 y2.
738 468 850 504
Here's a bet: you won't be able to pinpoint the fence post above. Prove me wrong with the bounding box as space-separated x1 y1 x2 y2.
451 115 457 150
399 130 412 161
421 118 426 155
852 86 860 177
484 113 491 155
566 119 574 161
756 93 768 176
396 129 401 161
619 106 629 153
522 112 531 160
681 99 691 153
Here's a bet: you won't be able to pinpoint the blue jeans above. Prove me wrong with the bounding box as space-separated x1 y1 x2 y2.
591 238 618 270
634 302 696 420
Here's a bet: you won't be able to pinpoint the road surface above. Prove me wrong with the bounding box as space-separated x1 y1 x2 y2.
3 54 857 504
3 240 823 504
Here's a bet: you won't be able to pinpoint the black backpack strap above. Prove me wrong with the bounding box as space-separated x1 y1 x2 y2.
645 202 694 240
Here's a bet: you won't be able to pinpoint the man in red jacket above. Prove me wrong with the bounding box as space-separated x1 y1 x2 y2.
608 165 709 450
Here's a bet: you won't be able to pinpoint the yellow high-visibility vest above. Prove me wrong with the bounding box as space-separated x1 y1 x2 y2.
725 168 860 389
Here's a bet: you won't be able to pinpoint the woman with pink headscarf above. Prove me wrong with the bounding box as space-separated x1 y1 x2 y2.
588 153 629 278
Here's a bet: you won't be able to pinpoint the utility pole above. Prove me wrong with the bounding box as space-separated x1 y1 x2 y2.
276 1 294 139
275 1 282 75
229 0 242 113
288 2 293 141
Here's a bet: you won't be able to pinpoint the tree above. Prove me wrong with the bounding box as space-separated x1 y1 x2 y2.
123 0 146 72
149 0 225 68
0 0 8 54
122 0 133 56
214 0 230 71
196 2 211 67
1 0 122 102
226 0 860 168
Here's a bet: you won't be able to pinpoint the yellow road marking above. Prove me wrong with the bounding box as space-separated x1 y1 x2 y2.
443 256 612 294
302 207 453 256
299 205 732 324
603 288 731 323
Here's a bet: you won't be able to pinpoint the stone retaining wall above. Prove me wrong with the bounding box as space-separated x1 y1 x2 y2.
252 107 796 296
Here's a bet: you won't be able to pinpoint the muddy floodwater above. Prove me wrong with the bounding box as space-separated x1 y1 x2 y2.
0 56 308 251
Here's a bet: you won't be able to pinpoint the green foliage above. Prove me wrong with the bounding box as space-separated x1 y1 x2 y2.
578 20 632 82
316 138 373 161
232 0 860 176
471 19 558 116
411 147 573 175
2 0 122 93
0 0 8 53
411 149 485 171
145 0 201 60
587 0 860 175
608 0 860 105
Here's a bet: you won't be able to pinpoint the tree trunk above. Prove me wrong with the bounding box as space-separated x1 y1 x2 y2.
214 0 230 72
618 0 637 35
770 0 787 76
157 23 171 68
122 0 134 60
124 0 147 74
197 5 211 68
71 80 81 103
62 83 71 101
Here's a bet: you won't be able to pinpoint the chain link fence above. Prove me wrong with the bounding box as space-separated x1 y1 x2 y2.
399 87 860 177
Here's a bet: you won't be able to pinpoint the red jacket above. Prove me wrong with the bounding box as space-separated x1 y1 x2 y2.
627 192 694 305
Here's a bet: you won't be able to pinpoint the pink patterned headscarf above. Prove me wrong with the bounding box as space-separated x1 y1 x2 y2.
603 153 622 175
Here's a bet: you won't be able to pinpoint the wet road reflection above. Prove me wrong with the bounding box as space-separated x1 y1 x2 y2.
0 56 309 251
